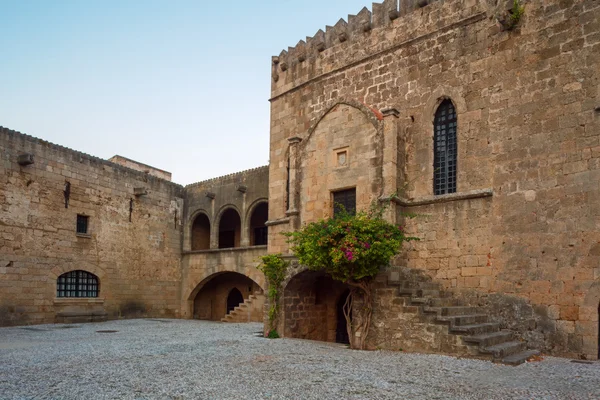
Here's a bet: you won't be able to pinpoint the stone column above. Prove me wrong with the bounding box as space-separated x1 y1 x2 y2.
381 108 400 225
286 136 302 226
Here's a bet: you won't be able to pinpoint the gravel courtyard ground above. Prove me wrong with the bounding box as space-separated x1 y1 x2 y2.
0 319 598 400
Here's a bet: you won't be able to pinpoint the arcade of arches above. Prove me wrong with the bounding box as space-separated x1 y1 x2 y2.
193 272 262 321
190 203 268 251
283 271 350 344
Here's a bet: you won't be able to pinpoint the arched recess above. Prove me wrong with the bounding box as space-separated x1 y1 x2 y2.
217 207 242 249
295 99 383 224
190 211 211 250
282 270 349 342
299 98 383 151
191 271 263 321
247 200 268 246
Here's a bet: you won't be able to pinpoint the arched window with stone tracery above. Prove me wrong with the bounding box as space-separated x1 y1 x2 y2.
433 99 458 195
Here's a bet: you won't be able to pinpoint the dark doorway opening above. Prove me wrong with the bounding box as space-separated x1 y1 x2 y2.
336 289 351 344
250 202 269 246
191 213 210 250
218 209 241 249
227 288 244 314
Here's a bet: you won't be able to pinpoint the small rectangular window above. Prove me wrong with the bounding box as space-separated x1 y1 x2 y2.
76 215 89 235
333 188 356 217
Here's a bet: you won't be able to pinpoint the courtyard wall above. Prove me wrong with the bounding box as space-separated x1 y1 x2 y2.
0 127 184 325
269 0 600 359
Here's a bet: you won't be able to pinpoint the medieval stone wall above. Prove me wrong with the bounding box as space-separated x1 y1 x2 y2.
180 168 269 318
270 0 600 359
0 127 184 326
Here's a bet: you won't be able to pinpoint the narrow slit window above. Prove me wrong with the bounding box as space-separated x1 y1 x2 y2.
433 99 457 195
57 270 99 298
76 214 89 235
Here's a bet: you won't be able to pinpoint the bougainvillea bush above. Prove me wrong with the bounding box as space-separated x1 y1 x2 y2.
284 203 418 349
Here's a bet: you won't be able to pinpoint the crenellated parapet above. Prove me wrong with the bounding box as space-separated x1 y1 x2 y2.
272 0 427 86
270 0 516 99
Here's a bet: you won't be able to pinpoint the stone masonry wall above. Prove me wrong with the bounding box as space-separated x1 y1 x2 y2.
270 0 600 359
181 167 269 318
0 127 184 326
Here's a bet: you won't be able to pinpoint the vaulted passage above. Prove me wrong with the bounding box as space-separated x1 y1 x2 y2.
283 271 349 343
249 202 268 246
218 209 241 249
193 272 261 321
191 213 211 250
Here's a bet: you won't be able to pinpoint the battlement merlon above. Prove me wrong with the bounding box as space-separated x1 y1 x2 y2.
270 0 515 100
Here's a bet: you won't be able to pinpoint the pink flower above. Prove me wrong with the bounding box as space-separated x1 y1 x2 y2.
363 242 371 249
345 251 354 261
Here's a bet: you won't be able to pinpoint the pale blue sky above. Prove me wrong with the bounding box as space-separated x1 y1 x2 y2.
0 0 371 184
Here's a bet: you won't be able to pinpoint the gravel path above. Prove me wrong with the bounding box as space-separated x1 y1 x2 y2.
0 319 598 399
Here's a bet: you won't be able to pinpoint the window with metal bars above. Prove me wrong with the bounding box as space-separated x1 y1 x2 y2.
56 270 99 298
433 99 457 195
76 214 89 235
333 188 356 217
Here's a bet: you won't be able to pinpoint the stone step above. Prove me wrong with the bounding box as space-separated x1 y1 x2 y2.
481 341 526 359
437 314 488 326
440 306 481 316
450 322 500 335
429 298 464 307
410 297 431 305
462 330 514 347
390 280 440 290
398 289 441 298
501 350 540 366
423 306 441 314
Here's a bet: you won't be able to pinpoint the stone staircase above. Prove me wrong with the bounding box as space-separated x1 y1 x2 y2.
221 293 265 323
391 278 540 366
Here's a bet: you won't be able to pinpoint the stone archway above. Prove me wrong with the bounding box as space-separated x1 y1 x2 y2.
218 208 242 249
192 272 262 321
282 270 349 342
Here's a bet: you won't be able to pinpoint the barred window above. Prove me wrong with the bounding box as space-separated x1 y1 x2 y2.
434 99 457 195
333 188 356 217
57 270 99 298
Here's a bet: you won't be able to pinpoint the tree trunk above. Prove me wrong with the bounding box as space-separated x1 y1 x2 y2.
343 279 373 350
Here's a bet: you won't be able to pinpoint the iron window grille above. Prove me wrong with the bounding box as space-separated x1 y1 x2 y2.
434 99 457 195
76 214 89 235
56 270 99 298
333 188 356 217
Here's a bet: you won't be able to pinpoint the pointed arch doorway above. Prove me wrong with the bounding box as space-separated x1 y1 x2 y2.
227 288 244 315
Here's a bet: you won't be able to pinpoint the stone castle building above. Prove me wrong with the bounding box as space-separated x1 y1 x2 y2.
1 0 599 363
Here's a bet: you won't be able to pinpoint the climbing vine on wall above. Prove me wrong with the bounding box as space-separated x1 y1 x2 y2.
284 202 418 350
257 253 288 338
